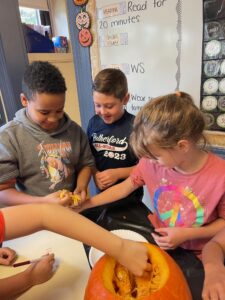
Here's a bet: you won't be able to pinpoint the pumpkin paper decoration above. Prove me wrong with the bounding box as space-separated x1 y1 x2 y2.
76 11 90 30
84 243 193 300
73 0 88 6
78 28 93 47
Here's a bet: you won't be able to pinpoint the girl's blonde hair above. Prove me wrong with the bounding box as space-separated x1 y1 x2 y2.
130 92 206 158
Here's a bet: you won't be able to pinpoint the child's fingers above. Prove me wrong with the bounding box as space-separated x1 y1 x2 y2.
145 263 152 272
151 233 168 243
207 290 219 300
154 228 168 236
0 248 17 265
151 234 174 249
43 253 55 260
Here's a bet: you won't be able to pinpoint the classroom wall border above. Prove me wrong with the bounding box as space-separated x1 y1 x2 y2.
66 0 94 131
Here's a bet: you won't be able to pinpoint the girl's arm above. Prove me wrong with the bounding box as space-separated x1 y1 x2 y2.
2 203 148 276
80 177 137 211
202 228 225 300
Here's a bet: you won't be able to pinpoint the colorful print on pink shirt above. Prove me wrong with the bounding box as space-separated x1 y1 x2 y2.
153 185 204 227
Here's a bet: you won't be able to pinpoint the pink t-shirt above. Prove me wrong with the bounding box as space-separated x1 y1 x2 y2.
130 152 225 252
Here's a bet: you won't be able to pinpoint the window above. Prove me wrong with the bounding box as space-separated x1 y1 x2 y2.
19 7 41 25
19 6 52 39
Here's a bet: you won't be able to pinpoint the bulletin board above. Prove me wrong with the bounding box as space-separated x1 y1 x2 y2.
201 0 225 131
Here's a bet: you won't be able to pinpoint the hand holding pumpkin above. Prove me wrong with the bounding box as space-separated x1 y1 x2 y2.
151 227 188 250
73 185 89 204
114 240 150 277
44 190 72 206
85 243 192 300
59 189 82 207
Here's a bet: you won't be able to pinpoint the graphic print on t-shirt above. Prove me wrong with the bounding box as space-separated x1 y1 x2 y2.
37 141 72 190
153 184 204 227
92 133 128 161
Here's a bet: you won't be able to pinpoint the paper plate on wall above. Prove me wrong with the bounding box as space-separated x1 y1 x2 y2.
88 229 148 268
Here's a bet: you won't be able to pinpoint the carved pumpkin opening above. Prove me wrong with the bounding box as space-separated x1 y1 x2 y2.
85 243 193 300
102 249 169 299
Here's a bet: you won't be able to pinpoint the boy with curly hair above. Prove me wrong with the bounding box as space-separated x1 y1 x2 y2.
0 61 95 205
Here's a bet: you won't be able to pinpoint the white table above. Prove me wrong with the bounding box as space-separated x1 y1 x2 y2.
0 230 91 300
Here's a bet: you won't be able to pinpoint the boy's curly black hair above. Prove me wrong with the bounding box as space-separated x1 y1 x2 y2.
22 61 67 100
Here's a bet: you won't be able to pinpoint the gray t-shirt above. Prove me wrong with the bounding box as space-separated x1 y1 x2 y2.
0 108 95 196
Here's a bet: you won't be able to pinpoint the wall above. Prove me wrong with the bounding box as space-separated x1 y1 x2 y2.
18 0 48 10
0 0 28 119
18 0 80 124
48 0 70 41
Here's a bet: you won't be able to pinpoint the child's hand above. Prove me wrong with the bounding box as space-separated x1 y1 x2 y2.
0 247 16 266
94 174 107 190
116 240 150 277
26 253 55 286
151 227 187 250
73 187 87 204
70 197 91 212
202 263 225 300
95 169 119 189
44 191 72 206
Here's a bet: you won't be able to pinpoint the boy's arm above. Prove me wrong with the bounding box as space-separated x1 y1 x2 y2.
202 228 225 300
74 127 95 199
152 218 225 250
95 166 135 189
0 182 71 206
0 181 40 205
73 166 92 201
80 177 137 211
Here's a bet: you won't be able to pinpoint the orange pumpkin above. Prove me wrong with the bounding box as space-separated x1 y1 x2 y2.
85 243 192 300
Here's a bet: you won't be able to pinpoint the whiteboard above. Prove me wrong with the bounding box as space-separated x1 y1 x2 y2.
90 0 203 112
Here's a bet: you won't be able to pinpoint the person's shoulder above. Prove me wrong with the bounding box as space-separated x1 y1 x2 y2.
125 110 135 118
138 157 152 167
88 114 101 125
123 110 135 124
209 151 225 163
208 151 225 170
68 120 85 133
87 115 103 132
0 120 19 134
